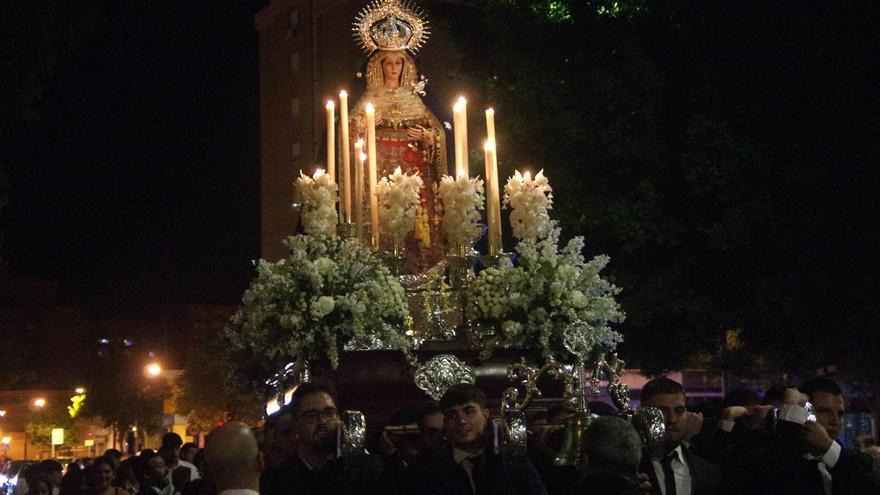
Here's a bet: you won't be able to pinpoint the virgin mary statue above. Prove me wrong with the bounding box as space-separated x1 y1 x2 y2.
350 0 448 271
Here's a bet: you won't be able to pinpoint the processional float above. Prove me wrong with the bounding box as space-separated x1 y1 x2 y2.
225 0 665 465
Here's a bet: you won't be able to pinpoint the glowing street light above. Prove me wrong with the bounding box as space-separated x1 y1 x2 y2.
1 437 10 446
0 410 6 417
34 398 46 408
75 387 85 395
145 362 162 377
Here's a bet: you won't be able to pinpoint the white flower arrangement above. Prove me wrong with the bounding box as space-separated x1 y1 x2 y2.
504 170 553 241
471 170 623 364
295 169 338 238
469 226 624 363
376 167 424 244
436 175 485 250
224 235 412 379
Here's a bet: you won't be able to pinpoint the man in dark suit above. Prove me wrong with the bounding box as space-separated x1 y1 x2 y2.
417 383 548 495
638 377 720 495
259 381 388 495
770 377 878 495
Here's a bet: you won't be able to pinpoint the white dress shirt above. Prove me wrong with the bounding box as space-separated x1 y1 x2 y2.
651 445 693 495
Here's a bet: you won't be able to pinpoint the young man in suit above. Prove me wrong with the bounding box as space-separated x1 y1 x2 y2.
417 383 548 495
638 377 720 495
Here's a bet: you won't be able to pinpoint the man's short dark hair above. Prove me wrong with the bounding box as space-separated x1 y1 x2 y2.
584 416 641 476
181 442 198 452
640 377 685 404
440 383 487 411
161 432 183 449
103 448 123 459
417 403 442 430
290 381 338 414
800 376 842 399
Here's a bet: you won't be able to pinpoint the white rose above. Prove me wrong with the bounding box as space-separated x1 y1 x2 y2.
569 290 588 309
311 296 336 318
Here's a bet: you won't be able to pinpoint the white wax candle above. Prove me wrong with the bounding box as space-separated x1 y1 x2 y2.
326 101 335 184
453 99 463 178
339 91 351 223
484 140 501 256
459 96 469 177
354 140 365 241
365 103 380 249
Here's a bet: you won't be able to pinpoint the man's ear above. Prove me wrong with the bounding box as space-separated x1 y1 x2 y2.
482 406 491 419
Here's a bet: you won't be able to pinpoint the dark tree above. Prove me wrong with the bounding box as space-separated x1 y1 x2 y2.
434 0 880 374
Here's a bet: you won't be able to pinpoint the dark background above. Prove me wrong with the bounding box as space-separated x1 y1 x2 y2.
2 0 265 303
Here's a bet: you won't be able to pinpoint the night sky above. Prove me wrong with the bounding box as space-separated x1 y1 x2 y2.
4 1 267 303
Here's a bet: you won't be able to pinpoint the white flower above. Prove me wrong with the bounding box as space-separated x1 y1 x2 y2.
504 169 553 241
296 170 338 238
376 168 423 242
311 295 336 318
437 175 485 248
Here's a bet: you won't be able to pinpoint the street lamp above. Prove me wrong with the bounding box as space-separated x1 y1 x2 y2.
34 398 46 408
75 387 85 395
145 362 162 378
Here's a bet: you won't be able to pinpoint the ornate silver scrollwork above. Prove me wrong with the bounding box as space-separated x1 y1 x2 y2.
414 354 475 400
337 410 366 458
632 407 666 460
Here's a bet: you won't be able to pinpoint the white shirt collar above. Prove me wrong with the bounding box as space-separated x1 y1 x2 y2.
218 490 259 495
452 446 483 464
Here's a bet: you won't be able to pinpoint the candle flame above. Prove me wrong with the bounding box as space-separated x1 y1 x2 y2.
355 138 364 147
457 96 467 105
524 170 531 180
486 107 494 116
326 100 334 109
457 166 464 177
339 90 348 98
365 102 374 113
394 166 402 175
359 153 367 162
484 140 495 152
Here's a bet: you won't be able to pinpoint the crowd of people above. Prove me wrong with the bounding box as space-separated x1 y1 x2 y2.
7 375 880 495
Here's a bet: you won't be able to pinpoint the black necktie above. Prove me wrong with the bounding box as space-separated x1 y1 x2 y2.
661 451 677 495
464 455 483 495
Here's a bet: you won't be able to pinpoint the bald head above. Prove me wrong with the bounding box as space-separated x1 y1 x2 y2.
205 422 262 491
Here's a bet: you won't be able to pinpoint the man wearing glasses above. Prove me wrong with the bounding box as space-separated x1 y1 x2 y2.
260 382 388 495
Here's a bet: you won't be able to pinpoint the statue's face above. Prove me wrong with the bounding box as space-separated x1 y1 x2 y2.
381 54 404 86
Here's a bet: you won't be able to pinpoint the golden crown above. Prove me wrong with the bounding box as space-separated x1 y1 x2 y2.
352 0 430 54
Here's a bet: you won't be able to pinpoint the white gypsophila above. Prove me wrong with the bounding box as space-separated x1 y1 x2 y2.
376 167 423 243
468 226 624 363
295 170 338 238
436 175 485 248
504 169 553 241
223 235 413 377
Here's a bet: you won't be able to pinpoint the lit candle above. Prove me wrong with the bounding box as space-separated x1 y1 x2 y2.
325 101 335 184
485 108 501 255
354 140 365 240
453 96 469 178
484 140 501 256
453 99 463 177
460 96 469 177
365 103 380 249
339 91 352 223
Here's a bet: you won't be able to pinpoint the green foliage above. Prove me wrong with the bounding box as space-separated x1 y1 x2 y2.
436 0 880 374
80 349 170 434
175 337 263 428
25 402 79 450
